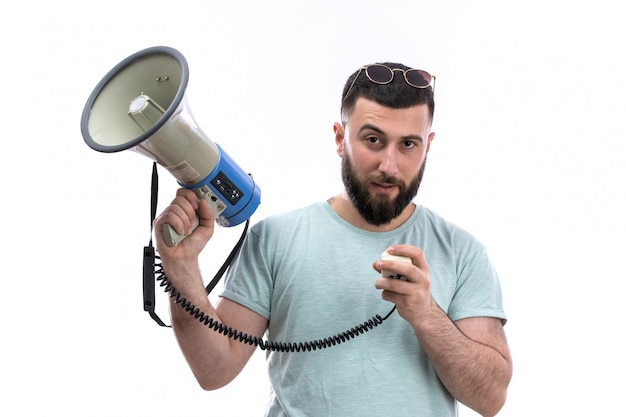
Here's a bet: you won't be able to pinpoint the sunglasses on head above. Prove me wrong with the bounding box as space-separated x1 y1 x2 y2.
343 64 435 102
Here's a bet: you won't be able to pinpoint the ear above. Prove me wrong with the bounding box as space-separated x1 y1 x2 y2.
426 131 435 153
333 122 345 157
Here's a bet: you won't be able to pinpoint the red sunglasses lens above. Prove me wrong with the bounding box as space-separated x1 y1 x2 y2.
405 69 432 87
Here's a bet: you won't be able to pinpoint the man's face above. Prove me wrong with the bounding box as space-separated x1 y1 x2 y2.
335 98 434 226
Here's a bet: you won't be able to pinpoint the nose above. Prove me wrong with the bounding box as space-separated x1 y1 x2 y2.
378 147 399 177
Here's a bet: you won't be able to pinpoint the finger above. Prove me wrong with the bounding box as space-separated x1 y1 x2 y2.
411 248 428 272
172 198 198 229
175 187 199 209
375 259 414 282
154 190 197 237
375 277 411 296
156 204 192 237
375 248 411 280
387 245 429 274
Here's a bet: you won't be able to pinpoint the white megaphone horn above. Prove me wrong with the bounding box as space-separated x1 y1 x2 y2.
81 46 261 246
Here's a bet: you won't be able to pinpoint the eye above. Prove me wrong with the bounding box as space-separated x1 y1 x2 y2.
365 136 382 145
402 140 418 149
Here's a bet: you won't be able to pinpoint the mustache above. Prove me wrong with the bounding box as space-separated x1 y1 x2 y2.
369 175 403 187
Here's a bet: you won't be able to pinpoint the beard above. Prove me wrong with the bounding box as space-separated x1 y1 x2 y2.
341 154 426 226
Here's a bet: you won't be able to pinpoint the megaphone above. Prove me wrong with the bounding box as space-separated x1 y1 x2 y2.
81 46 261 246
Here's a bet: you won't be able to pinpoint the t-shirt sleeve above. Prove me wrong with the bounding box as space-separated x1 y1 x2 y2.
448 240 507 324
220 226 273 320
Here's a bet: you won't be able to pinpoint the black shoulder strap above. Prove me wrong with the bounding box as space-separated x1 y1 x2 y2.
143 162 250 327
143 162 171 327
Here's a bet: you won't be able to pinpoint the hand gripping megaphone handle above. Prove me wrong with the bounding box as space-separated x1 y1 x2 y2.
162 185 228 247
162 216 199 247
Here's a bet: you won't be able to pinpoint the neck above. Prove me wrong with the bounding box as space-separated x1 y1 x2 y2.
327 191 416 232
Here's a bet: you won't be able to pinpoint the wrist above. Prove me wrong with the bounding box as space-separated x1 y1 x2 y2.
162 258 206 294
410 297 447 332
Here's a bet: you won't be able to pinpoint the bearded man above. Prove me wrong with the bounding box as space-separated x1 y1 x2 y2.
155 62 512 417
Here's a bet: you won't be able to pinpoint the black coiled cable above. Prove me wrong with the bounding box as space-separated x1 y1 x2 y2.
144 166 396 349
153 256 397 352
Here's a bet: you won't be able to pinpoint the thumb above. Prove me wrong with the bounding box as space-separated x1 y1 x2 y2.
197 199 216 227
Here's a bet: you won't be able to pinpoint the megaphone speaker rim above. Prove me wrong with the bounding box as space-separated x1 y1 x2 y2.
80 46 190 153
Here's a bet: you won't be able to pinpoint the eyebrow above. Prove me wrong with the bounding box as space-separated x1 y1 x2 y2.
358 123 423 143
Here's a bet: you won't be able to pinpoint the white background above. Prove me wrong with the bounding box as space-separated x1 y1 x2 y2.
2 1 625 416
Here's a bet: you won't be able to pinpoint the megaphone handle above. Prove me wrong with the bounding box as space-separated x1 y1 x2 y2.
163 214 199 247
162 186 227 247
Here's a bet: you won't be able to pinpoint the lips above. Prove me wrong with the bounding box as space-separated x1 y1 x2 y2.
372 182 398 195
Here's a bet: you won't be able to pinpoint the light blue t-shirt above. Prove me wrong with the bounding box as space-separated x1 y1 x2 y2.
221 202 506 417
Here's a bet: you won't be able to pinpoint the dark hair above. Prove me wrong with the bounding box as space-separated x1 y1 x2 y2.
340 62 435 124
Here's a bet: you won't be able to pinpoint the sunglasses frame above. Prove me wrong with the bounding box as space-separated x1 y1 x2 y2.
343 64 435 102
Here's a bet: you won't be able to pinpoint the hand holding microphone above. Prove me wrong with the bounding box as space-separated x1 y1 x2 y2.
380 249 412 280
374 245 437 323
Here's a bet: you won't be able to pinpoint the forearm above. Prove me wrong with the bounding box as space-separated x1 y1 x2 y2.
152 189 253 389
164 262 243 390
411 302 511 416
169 294 242 390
